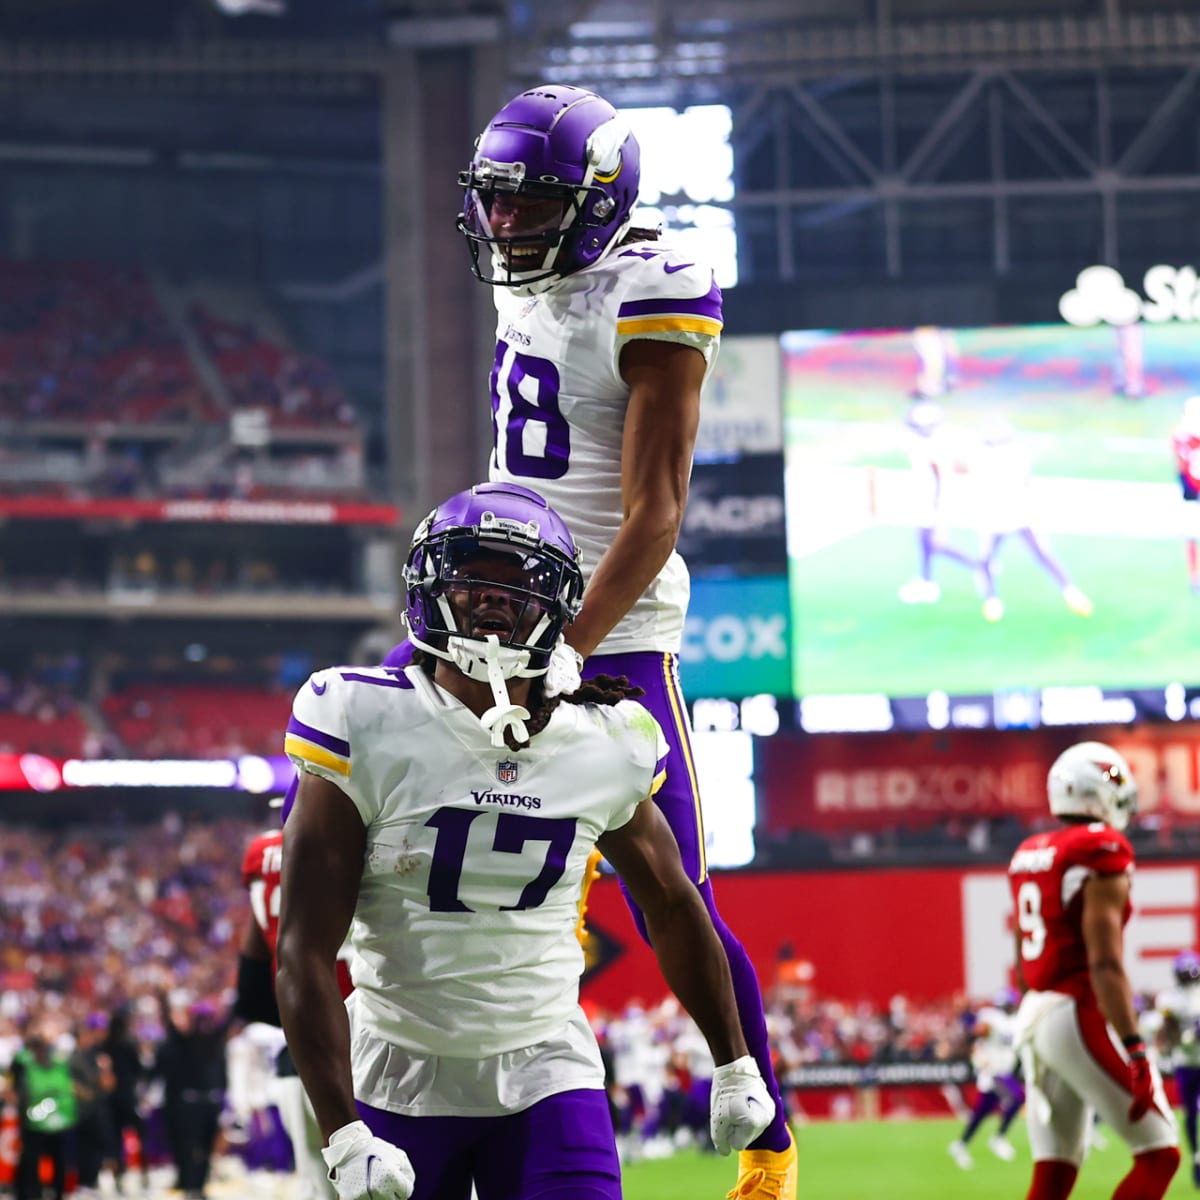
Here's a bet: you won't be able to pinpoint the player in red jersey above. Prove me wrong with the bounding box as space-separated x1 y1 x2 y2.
1007 742 1179 1200
1171 396 1200 593
236 819 337 1200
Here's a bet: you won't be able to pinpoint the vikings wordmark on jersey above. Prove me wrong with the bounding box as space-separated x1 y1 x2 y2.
284 663 667 1060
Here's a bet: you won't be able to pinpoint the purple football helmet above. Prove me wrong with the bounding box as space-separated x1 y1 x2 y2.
403 482 584 677
1176 950 1200 986
457 84 641 288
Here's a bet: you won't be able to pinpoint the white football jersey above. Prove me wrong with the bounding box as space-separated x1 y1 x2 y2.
284 664 668 1062
488 241 723 656
1156 983 1200 1067
970 1005 1018 1079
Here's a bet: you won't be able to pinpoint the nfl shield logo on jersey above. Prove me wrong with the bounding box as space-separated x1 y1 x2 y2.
497 760 519 784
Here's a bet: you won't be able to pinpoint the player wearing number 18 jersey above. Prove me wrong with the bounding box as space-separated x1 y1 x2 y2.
454 83 796 1196
1007 742 1178 1200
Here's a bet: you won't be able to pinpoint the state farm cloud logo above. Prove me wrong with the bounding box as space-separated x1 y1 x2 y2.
1058 266 1142 327
1059 263 1200 326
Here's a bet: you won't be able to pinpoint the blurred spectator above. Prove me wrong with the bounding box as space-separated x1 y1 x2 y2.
155 993 234 1200
71 1013 117 1193
9 1015 77 1200
101 1005 153 1196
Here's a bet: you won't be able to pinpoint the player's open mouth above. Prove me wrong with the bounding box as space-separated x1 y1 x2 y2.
502 246 544 268
473 611 515 636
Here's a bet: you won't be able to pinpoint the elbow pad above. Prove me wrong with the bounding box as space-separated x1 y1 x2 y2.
233 954 281 1026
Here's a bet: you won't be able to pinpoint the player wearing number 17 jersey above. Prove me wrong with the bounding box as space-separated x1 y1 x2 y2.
275 483 774 1200
454 83 797 1196
1007 742 1178 1200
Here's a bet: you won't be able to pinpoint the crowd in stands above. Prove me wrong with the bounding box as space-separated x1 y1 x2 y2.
0 650 312 760
0 260 367 504
101 686 291 760
191 304 358 432
0 810 983 1170
0 261 214 427
0 656 90 759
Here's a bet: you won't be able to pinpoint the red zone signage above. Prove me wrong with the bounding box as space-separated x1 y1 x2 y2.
580 861 1199 1012
758 724 1200 832
0 496 400 525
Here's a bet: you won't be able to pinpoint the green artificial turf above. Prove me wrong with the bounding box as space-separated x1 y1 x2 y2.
623 1118 1193 1200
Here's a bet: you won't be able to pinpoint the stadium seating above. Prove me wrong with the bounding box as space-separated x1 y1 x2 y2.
102 685 292 759
0 259 216 425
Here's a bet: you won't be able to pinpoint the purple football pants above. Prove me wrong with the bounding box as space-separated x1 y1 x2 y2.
585 650 791 1154
356 1089 621 1200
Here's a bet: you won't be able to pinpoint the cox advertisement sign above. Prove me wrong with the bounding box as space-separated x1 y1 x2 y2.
679 575 791 698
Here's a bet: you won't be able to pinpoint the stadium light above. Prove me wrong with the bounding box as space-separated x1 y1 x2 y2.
211 0 287 15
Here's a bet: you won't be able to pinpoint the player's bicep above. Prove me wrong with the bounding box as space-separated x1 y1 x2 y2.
1080 872 1129 969
277 770 365 970
597 796 693 918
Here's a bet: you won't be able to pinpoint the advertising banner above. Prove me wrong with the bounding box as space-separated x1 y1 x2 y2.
0 753 293 793
759 723 1200 833
580 860 1199 1010
695 335 783 460
677 453 787 575
679 575 792 699
0 497 400 525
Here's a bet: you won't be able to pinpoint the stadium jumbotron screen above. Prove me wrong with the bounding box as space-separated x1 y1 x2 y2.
782 321 1200 733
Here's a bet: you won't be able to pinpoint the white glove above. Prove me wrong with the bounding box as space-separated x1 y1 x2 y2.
543 641 584 699
321 1120 415 1200
709 1056 775 1156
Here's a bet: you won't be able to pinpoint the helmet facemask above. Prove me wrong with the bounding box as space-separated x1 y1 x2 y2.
403 498 583 747
458 168 623 290
457 87 639 290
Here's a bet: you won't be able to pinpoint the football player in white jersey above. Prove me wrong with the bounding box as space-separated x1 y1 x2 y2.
450 82 797 1198
275 483 774 1200
1155 950 1200 1186
947 988 1025 1169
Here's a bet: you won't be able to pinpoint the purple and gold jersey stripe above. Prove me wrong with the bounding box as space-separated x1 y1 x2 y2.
616 282 724 339
284 715 351 778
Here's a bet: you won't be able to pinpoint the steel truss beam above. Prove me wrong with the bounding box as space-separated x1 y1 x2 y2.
728 64 1200 281
515 12 1200 94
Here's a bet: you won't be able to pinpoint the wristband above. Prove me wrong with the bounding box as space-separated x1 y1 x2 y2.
1121 1034 1146 1056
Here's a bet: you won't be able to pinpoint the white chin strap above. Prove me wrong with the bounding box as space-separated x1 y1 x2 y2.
449 635 532 748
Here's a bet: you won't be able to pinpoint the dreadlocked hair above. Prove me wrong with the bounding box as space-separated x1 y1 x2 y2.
519 672 645 750
412 650 644 753
618 226 662 246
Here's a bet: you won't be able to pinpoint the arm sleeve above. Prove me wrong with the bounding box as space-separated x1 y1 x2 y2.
284 672 380 823
1081 828 1135 875
233 955 280 1026
604 701 671 833
612 256 723 375
284 673 352 783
